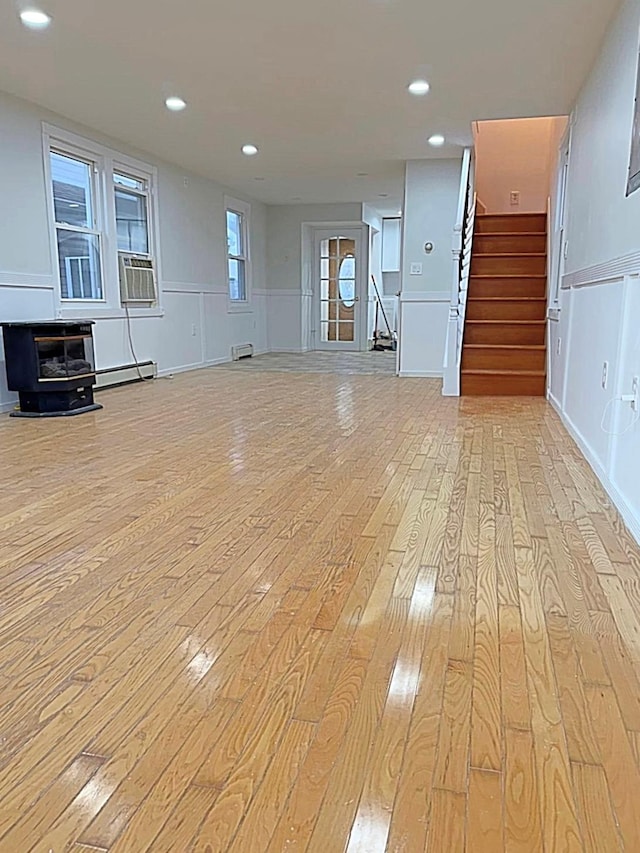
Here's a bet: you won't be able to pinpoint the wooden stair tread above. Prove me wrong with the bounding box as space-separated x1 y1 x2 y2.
476 212 546 218
467 296 546 302
466 319 546 324
470 274 547 279
464 344 545 350
476 231 547 236
461 368 546 376
472 252 547 258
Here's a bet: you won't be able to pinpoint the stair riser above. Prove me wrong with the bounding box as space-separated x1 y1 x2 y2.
461 373 546 396
475 214 547 234
474 234 547 254
464 324 546 345
469 279 546 298
471 255 547 276
462 349 546 371
466 301 546 321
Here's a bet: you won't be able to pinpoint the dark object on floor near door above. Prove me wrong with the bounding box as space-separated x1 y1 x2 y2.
1 320 103 417
371 275 398 352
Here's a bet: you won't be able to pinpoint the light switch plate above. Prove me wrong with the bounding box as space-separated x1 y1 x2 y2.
410 263 423 275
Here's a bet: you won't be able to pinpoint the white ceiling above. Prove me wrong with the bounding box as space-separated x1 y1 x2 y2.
0 0 619 205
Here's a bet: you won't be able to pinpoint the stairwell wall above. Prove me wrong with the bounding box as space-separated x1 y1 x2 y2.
548 0 640 544
399 158 462 377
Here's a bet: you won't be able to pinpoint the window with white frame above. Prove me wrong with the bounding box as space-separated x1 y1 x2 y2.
45 125 159 311
114 171 150 255
225 198 250 303
49 149 104 300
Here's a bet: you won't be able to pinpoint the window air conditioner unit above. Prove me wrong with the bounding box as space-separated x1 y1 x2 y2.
118 253 157 304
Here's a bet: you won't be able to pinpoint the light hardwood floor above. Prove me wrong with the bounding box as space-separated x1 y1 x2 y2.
1 367 640 852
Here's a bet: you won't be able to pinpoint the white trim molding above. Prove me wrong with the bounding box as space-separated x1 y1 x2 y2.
548 395 640 545
399 290 450 303
398 290 450 379
0 272 55 290
550 257 640 547
562 251 640 289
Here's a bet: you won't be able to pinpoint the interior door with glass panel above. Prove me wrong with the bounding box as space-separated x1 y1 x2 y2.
314 228 363 350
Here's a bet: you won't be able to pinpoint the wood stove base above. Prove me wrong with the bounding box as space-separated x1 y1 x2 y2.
11 387 103 417
11 402 103 418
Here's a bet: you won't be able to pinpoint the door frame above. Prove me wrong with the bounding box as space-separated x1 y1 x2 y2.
547 124 572 404
550 130 571 307
305 223 368 352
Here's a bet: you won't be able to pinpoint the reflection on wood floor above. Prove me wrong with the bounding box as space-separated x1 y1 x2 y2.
1 366 639 851
217 350 397 375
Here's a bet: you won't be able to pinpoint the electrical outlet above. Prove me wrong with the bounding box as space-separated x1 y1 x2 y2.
510 190 520 206
602 361 609 390
410 263 423 276
633 376 639 413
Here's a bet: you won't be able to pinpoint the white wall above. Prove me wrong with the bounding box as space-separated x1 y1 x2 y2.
0 91 268 411
475 117 568 213
382 218 401 273
265 202 363 351
548 0 640 544
399 158 461 377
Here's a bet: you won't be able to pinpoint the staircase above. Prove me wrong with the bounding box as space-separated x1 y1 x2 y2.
461 212 547 395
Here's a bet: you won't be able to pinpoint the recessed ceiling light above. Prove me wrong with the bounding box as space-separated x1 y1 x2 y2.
292 196 302 201
20 8 51 28
357 172 369 177
165 96 187 112
378 193 389 198
428 134 446 147
254 176 265 181
242 144 259 156
408 79 430 96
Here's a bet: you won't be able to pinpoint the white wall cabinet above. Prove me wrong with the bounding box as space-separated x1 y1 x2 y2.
382 218 401 272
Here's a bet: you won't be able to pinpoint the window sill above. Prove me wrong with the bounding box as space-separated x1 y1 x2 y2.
58 306 165 321
227 301 253 314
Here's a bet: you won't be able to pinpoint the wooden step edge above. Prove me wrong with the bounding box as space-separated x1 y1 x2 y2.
472 253 547 258
463 344 546 351
461 369 547 377
469 275 547 279
475 231 548 237
467 297 547 302
476 213 547 218
466 320 547 325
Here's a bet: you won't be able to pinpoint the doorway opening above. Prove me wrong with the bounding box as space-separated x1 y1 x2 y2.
311 226 366 352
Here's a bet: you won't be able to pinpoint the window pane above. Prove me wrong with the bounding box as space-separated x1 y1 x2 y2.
228 258 246 301
114 172 146 192
226 210 243 257
115 188 149 254
56 229 103 299
50 151 94 228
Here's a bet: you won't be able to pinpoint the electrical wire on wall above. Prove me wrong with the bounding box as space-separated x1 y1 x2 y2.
600 395 640 437
124 303 151 382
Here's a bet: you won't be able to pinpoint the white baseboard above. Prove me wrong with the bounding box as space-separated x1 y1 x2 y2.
157 361 212 377
398 370 443 379
548 395 640 546
0 399 17 413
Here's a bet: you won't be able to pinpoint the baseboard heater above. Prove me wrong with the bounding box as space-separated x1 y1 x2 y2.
94 360 157 390
232 343 254 361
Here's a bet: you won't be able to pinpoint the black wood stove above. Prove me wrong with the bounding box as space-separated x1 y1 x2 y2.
1 320 102 417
